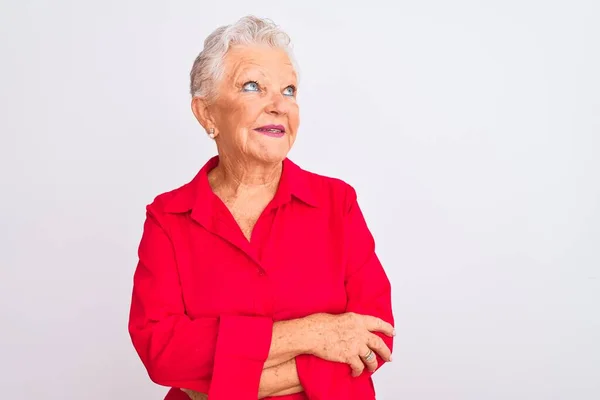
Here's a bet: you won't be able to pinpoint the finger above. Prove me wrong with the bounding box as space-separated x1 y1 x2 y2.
348 355 364 377
180 389 207 400
359 344 379 372
368 333 392 362
363 315 395 337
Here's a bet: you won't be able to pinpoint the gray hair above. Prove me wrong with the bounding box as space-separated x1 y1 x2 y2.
190 15 296 99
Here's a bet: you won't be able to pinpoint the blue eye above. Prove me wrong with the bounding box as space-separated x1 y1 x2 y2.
283 85 296 97
242 81 260 92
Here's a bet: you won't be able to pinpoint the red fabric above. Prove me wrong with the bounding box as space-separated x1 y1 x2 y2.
128 156 394 400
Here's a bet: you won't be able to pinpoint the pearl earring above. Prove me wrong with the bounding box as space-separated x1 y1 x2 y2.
208 128 215 139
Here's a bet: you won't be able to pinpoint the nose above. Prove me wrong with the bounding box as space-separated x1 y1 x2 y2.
265 92 289 116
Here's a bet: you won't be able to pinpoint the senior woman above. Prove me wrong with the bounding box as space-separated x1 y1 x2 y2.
128 16 394 400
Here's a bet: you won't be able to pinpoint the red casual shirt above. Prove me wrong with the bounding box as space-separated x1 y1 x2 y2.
128 156 394 400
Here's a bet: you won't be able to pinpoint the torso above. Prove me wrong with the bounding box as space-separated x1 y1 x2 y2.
141 156 378 400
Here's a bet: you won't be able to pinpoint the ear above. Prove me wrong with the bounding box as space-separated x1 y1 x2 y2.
191 96 215 132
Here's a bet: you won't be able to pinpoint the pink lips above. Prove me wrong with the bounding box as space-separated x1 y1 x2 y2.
254 124 286 138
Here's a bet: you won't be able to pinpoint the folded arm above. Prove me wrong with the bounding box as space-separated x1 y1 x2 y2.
182 357 302 399
296 185 395 398
258 358 303 398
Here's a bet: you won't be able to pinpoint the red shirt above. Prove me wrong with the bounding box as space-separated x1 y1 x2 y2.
128 156 394 400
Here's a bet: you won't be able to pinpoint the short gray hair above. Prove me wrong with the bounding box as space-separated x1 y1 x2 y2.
190 15 296 99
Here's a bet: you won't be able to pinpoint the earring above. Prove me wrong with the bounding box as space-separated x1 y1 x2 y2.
208 128 215 139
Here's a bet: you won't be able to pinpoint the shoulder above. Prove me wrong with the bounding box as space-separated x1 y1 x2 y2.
145 177 197 219
298 165 358 213
145 156 218 217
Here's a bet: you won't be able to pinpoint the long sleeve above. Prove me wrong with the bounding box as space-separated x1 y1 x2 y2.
128 208 274 400
296 185 395 399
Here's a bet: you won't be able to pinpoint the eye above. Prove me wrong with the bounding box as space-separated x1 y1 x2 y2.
242 81 260 92
283 85 296 97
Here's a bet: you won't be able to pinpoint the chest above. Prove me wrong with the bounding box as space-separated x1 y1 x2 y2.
170 203 348 321
225 204 262 241
215 187 273 241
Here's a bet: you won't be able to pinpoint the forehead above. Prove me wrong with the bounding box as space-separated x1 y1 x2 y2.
223 45 296 81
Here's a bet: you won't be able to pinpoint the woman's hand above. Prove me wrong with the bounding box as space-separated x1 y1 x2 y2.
306 312 395 377
181 389 207 400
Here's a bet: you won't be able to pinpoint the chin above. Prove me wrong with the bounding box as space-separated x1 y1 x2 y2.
252 147 290 164
257 152 288 164
250 139 293 164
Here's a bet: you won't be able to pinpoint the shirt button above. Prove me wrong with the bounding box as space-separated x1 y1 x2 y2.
258 270 265 276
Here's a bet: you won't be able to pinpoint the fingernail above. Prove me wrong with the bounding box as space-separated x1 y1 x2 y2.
392 329 396 336
389 355 393 362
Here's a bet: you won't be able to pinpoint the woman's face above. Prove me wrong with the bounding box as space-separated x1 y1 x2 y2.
199 45 299 165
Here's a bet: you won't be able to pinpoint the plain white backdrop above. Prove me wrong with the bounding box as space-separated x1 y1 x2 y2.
1 0 599 399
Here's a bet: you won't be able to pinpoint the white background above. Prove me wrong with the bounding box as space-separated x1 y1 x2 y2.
1 0 599 399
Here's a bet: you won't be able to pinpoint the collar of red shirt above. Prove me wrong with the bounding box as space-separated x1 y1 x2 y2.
162 155 320 219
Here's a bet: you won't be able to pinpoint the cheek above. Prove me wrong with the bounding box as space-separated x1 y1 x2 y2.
288 104 300 132
236 102 264 130
233 103 264 146
217 97 258 126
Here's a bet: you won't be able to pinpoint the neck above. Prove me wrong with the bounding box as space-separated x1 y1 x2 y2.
210 153 283 196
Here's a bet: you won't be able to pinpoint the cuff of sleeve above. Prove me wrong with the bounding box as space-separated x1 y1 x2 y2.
208 315 273 400
296 354 352 400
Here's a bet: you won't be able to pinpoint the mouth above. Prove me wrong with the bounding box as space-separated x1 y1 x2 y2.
254 124 286 137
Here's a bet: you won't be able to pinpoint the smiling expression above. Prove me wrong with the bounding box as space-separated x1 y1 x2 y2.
198 45 300 165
